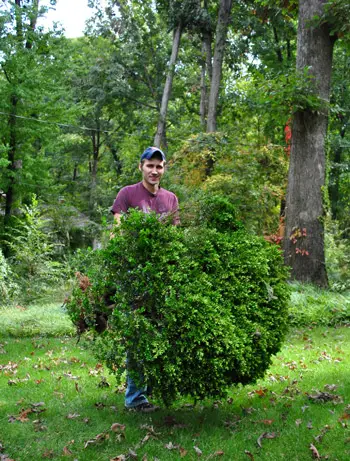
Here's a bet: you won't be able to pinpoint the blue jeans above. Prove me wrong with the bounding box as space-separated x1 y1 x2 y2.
125 374 149 408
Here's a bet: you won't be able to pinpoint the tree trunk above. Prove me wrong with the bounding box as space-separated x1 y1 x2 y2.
26 0 39 49
200 31 212 129
154 22 182 148
14 0 23 42
283 0 336 287
206 0 232 133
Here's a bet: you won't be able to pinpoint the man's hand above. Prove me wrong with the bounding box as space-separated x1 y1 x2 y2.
110 213 122 239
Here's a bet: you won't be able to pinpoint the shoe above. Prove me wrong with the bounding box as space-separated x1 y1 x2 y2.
129 402 160 413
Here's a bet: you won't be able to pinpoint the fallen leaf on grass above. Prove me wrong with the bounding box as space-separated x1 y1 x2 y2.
295 419 302 427
42 449 54 458
98 377 110 388
66 413 80 419
314 425 332 443
115 433 125 443
194 446 202 456
309 443 320 459
257 432 277 448
140 424 161 436
33 419 48 432
62 445 73 456
84 431 110 448
307 391 343 404
324 384 338 391
248 388 268 398
179 447 188 457
63 372 80 380
242 407 256 415
0 362 18 374
53 390 64 399
0 455 15 461
255 419 274 425
110 456 126 461
141 433 152 445
307 421 313 430
207 450 224 458
224 417 242 429
165 442 179 450
128 449 137 459
111 423 126 432
18 408 33 422
244 451 255 460
94 402 106 409
31 402 46 414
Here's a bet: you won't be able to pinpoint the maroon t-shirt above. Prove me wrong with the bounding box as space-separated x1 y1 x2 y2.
111 182 179 224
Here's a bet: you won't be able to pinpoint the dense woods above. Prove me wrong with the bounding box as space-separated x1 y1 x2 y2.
1 0 350 292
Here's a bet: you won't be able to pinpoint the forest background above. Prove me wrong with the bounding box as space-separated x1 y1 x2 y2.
0 0 350 303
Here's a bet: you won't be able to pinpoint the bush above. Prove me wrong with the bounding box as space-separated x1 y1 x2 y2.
0 248 19 305
289 282 350 327
67 196 290 405
5 197 64 303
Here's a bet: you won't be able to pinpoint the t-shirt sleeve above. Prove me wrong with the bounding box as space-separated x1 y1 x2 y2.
111 187 129 214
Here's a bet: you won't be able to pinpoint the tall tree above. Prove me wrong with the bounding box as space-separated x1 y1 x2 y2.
283 0 337 286
154 21 182 148
0 0 65 231
206 0 232 132
199 0 213 129
154 0 206 148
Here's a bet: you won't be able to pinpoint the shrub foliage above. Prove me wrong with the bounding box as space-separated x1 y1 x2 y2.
67 197 290 405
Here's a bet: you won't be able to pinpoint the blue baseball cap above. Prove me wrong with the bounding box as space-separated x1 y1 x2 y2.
140 146 166 162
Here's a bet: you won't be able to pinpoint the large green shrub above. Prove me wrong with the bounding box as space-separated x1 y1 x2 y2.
67 197 290 405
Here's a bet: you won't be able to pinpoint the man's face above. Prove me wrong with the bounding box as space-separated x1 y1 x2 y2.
139 157 165 186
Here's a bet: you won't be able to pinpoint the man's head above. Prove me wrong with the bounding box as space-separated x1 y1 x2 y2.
140 146 166 164
139 147 166 189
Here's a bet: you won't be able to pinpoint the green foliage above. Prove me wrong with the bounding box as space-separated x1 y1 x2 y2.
319 0 350 37
5 197 64 302
171 134 288 234
0 303 75 337
289 282 350 326
325 221 350 291
0 248 19 304
67 197 290 405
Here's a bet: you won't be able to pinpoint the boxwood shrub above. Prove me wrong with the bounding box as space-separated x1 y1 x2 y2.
67 196 290 405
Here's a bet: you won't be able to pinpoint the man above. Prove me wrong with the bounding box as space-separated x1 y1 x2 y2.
111 146 179 412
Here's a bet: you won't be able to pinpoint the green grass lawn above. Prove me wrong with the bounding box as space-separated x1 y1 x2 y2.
0 303 349 460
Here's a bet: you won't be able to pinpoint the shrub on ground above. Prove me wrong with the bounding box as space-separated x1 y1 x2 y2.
0 248 19 305
67 196 290 405
289 282 350 326
4 197 64 303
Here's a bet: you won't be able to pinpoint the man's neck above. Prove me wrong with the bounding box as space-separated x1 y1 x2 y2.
142 180 159 194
